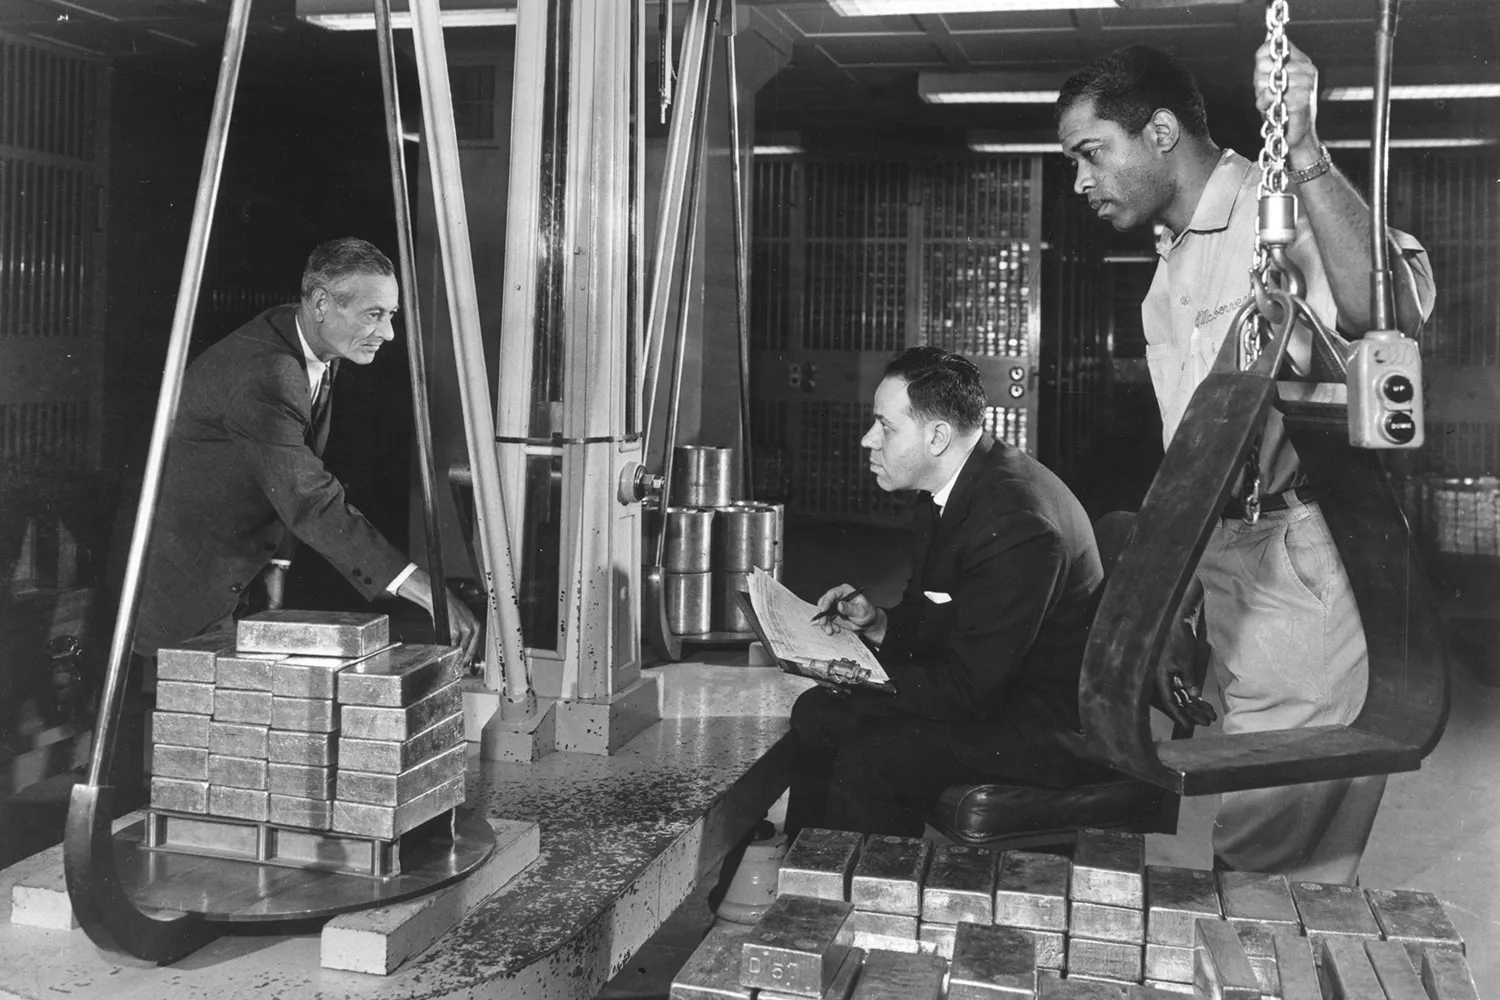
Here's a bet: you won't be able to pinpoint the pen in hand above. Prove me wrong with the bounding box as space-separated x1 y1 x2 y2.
812 585 867 624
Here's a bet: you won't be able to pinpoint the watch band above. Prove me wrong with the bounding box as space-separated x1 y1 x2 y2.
1286 144 1333 185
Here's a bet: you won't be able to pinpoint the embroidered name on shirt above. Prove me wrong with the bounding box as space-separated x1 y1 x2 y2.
1195 292 1251 329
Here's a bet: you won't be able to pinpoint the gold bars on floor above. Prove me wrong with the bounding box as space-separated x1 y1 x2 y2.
236 609 390 658
153 711 210 748
215 651 281 691
268 761 335 799
1145 865 1219 947
670 924 754 1000
336 743 465 807
1070 901 1143 944
1071 830 1144 909
209 753 267 790
158 680 215 715
846 911 918 954
331 772 464 839
739 893 853 996
1230 921 1279 995
995 851 1070 932
268 729 336 766
214 688 272 725
1365 940 1430 1000
1290 881 1380 950
848 948 946 1000
1273 933 1320 1000
1366 888 1465 956
1144 943 1192 984
921 844 995 924
338 712 464 774
152 744 208 780
1216 871 1299 930
209 720 269 759
1420 947 1482 1000
209 785 269 822
947 922 1036 999
850 835 930 916
273 654 363 698
339 680 462 741
1193 918 1258 1000
1066 937 1140 984
269 793 333 831
272 695 338 733
150 776 209 814
777 828 863 901
758 947 863 1000
156 633 233 682
336 644 462 707
1319 937 1384 1000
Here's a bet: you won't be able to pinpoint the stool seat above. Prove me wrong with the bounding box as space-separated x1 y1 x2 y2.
929 773 1175 847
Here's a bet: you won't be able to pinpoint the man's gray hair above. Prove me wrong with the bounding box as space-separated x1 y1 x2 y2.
300 237 395 303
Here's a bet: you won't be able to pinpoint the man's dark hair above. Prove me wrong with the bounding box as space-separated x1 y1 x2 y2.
300 237 395 302
1055 45 1209 139
883 346 987 433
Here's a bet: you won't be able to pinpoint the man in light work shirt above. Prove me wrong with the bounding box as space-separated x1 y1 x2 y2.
1056 44 1434 882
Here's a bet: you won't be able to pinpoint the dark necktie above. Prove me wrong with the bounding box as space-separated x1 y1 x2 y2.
309 370 330 430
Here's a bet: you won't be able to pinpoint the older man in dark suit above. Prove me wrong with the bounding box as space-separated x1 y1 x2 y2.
788 346 1108 837
136 237 478 660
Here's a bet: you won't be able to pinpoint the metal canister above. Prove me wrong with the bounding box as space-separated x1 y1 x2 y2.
714 502 779 571
672 446 735 507
716 570 755 634
664 507 715 573
665 571 712 636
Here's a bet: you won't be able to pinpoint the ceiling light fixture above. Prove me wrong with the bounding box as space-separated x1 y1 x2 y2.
1324 136 1496 149
830 0 1118 12
920 72 1066 105
296 1 518 31
1322 82 1500 102
968 132 1059 153
753 145 804 156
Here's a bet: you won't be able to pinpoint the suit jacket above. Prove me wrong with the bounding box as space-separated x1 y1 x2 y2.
135 305 409 654
878 435 1107 787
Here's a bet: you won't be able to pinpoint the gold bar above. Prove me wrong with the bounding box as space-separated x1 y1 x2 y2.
336 743 466 807
1036 972 1126 998
269 793 333 831
1071 829 1144 908
758 946 863 1000
1273 932 1320 1000
340 680 463 741
1144 942 1192 983
208 720 269 759
271 695 338 733
152 744 208 780
268 762 335 800
150 776 209 814
777 827 863 901
1216 871 1299 930
215 651 282 691
1070 901 1143 944
209 785 269 822
920 843 996 924
1066 937 1140 984
236 609 390 658
670 923 754 1000
1023 928 1066 972
336 643 463 707
847 948 945 1000
156 633 233 682
1365 940 1429 1000
1320 937 1384 1000
267 729 337 766
1230 921 1278 996
1420 947 1481 1000
1194 918 1259 1000
331 771 464 839
947 922 1036 998
1145 865 1219 947
916 920 955 960
1144 981 1195 996
152 711 210 748
850 835 930 916
847 910 918 954
1366 888 1464 956
739 893 854 996
1290 882 1380 952
158 680 215 715
994 850 1070 932
214 688 272 726
208 753 267 790
337 712 465 774
273 654 365 699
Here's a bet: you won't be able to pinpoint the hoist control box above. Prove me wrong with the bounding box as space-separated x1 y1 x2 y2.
1348 329 1424 449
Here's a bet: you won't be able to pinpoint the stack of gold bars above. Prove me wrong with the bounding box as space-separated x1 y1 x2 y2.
149 610 466 849
671 826 1478 999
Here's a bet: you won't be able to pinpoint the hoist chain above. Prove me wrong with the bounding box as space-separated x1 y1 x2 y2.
1258 0 1293 202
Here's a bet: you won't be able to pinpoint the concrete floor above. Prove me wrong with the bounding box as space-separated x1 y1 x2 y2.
595 515 1500 999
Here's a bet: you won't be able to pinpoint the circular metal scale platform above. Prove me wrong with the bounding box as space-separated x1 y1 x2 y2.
112 809 495 922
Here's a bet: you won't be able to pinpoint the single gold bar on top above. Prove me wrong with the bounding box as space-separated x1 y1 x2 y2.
236 610 390 658
920 844 996 925
777 827 863 902
336 644 463 708
1070 829 1145 909
946 922 1037 999
850 835 931 917
847 948 946 1000
994 851 1070 932
739 893 854 997
1145 865 1219 947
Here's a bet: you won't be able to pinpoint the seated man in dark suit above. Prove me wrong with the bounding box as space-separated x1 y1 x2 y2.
135 237 478 660
788 346 1107 837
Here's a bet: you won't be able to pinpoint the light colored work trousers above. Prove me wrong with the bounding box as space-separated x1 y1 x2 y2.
1199 502 1386 885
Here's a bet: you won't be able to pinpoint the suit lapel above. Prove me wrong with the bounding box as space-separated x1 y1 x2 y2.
921 434 995 584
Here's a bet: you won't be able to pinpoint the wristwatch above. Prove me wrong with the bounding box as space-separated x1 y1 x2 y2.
1286 144 1333 185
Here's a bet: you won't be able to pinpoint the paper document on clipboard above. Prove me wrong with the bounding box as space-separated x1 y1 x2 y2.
744 568 894 693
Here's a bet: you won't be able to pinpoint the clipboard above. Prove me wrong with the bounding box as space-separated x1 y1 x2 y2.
733 591 896 694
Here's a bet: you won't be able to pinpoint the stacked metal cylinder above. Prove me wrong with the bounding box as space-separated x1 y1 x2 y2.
664 445 784 637
150 610 466 842
670 826 1478 1000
